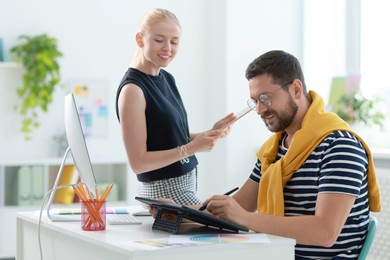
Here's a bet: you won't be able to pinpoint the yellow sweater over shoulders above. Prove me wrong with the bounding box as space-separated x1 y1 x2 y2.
256 90 381 216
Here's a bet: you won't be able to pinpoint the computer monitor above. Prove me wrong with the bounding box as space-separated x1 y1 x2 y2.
47 93 97 221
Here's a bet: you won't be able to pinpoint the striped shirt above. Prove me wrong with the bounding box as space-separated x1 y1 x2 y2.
250 131 370 259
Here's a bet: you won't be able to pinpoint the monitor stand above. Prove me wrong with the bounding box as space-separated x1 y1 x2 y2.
46 147 80 222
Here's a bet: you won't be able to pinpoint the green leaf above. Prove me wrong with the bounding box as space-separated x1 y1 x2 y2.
332 90 386 128
10 33 62 140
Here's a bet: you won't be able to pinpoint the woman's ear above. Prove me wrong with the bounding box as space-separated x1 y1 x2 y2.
135 32 143 48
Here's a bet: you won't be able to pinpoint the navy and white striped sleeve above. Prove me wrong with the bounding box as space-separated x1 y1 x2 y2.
249 159 261 183
318 131 368 195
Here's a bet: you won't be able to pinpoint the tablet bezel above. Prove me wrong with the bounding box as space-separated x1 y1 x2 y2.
135 196 249 233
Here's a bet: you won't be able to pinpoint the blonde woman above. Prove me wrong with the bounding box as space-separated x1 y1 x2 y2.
116 8 234 205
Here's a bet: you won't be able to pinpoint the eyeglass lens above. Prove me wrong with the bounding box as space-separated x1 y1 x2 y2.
247 94 272 110
247 81 293 111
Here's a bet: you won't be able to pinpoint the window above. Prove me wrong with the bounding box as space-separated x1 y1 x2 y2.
360 0 390 149
303 0 390 150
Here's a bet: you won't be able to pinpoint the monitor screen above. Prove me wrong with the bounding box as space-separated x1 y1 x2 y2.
47 93 97 221
64 93 97 193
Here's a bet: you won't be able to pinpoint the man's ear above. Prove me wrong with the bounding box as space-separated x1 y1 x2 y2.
135 32 143 48
290 79 303 98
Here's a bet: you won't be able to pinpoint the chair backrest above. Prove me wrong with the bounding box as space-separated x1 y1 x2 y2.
358 215 378 260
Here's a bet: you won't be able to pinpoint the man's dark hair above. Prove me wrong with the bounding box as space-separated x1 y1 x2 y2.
245 50 307 93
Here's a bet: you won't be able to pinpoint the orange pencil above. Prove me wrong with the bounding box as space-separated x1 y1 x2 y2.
74 184 103 225
95 187 99 200
101 184 113 201
78 183 87 199
85 184 94 200
73 185 87 201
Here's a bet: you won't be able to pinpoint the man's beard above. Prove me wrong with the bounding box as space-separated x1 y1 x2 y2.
263 95 298 132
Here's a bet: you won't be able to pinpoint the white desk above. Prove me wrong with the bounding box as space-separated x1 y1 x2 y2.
16 207 296 260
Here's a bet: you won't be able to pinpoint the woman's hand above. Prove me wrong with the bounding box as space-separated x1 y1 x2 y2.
188 130 220 153
212 113 236 138
186 113 236 155
212 113 236 130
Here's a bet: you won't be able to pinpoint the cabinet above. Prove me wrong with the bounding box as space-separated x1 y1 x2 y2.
0 157 131 259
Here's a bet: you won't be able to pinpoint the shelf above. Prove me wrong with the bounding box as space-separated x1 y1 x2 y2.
0 61 21 69
371 148 390 160
371 148 390 169
0 156 128 166
0 158 131 259
0 158 130 208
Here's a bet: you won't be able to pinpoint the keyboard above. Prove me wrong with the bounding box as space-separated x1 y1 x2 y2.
107 214 142 225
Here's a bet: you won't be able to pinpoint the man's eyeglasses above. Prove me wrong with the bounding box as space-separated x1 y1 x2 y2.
247 81 293 110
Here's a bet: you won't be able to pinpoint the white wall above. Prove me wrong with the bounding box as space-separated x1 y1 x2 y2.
302 0 346 102
0 0 303 199
0 0 212 161
196 0 304 196
224 0 304 190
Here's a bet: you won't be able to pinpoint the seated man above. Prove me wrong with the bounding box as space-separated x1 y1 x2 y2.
200 50 381 259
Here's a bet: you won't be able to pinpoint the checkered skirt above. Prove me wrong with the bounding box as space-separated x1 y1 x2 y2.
138 168 202 205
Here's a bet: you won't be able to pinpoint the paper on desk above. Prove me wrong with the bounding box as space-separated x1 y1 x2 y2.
118 238 197 251
48 207 129 215
117 234 270 251
169 233 270 245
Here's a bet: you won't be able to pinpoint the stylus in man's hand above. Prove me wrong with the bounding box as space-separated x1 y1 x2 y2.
199 187 239 211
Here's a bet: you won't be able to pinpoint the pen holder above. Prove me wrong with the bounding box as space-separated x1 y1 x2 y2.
81 199 106 231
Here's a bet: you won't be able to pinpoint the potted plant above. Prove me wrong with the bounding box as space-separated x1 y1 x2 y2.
10 34 62 140
333 90 385 128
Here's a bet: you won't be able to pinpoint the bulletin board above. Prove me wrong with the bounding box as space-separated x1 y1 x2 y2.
66 79 109 138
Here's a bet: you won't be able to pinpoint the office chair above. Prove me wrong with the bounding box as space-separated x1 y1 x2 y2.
358 215 378 260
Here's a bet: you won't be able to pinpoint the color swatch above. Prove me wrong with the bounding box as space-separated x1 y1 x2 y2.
189 234 250 243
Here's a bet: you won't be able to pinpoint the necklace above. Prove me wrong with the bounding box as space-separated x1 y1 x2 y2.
146 73 191 163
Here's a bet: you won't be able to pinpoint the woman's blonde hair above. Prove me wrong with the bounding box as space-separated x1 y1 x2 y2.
139 8 181 33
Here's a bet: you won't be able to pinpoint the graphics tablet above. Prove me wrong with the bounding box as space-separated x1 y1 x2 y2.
135 196 249 234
